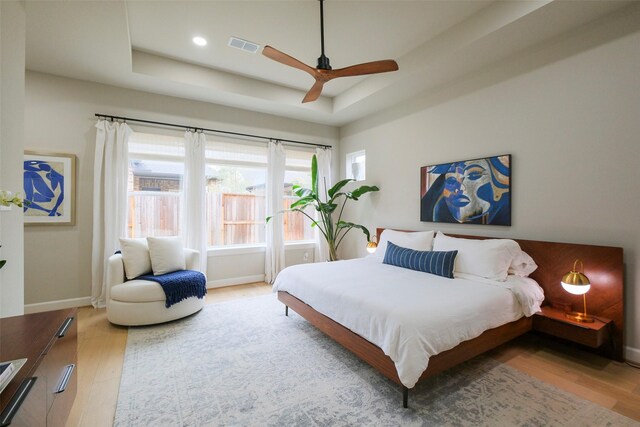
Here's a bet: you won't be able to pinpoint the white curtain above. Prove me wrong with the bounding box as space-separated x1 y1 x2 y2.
182 131 208 275
91 120 132 308
315 147 332 262
265 141 286 283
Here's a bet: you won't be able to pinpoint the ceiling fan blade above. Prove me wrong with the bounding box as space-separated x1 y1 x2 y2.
329 60 399 78
302 80 325 103
262 45 316 77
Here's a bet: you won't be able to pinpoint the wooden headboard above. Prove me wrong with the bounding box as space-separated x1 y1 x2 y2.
376 228 624 360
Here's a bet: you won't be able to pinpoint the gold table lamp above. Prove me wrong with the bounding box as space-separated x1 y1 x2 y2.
561 259 594 323
366 236 378 254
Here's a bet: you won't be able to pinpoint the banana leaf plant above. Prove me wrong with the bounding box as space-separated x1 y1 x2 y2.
267 155 379 261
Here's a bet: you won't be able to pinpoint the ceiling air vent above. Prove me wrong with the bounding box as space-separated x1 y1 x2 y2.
228 37 260 53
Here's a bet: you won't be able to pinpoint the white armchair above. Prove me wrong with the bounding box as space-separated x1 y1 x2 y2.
106 248 206 326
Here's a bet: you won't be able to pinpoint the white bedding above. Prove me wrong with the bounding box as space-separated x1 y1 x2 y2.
272 257 544 388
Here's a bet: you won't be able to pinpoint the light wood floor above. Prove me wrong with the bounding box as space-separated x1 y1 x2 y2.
66 283 640 426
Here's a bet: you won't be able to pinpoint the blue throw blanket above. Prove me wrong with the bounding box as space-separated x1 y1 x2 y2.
136 270 207 308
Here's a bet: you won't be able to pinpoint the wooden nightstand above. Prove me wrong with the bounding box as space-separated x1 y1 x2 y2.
533 306 614 350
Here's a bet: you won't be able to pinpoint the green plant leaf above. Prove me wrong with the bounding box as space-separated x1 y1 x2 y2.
328 192 347 201
328 179 354 199
290 196 315 209
265 216 272 223
293 187 312 198
318 202 338 214
0 260 6 270
350 185 380 199
336 221 371 242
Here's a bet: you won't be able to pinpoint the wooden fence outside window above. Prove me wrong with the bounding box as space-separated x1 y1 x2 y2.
128 192 314 245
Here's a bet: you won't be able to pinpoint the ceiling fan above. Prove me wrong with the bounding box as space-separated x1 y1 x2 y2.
262 0 399 103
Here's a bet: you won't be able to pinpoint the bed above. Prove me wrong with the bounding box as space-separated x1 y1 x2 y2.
273 229 624 407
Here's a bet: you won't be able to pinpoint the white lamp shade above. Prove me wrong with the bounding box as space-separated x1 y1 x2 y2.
366 241 377 254
561 281 591 295
561 264 590 296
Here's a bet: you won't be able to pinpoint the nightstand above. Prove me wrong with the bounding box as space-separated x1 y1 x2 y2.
533 306 614 350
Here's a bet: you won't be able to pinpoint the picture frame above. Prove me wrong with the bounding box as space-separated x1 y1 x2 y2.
420 154 511 226
23 151 76 225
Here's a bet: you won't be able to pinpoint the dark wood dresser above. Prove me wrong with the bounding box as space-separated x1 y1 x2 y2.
0 308 77 427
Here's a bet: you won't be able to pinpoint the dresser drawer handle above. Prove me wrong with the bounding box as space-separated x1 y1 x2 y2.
55 364 75 394
0 377 37 427
56 317 74 337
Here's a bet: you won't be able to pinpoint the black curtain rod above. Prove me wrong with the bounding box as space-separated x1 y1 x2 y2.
94 113 332 149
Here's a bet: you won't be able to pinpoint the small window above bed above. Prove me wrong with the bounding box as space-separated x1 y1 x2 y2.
346 150 366 181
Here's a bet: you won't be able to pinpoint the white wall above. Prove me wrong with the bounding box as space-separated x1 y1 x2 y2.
0 1 26 318
339 6 640 359
23 72 338 308
206 244 315 288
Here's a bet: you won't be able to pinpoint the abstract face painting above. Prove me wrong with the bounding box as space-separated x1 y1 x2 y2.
420 155 511 226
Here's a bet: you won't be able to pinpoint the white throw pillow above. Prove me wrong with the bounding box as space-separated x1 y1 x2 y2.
432 232 518 282
508 250 538 277
375 230 434 261
147 236 186 275
119 238 152 280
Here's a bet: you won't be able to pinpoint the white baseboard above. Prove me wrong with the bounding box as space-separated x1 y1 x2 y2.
625 346 640 364
207 274 266 289
24 296 92 314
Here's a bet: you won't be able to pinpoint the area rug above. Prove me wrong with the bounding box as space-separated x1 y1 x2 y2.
115 295 635 426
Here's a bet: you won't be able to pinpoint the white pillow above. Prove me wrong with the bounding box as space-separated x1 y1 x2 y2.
375 230 434 260
147 236 186 275
432 232 518 282
508 250 538 277
119 238 152 280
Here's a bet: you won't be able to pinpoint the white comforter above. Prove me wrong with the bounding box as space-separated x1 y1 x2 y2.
272 257 544 388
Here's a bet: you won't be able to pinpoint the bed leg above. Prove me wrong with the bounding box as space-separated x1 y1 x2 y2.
285 306 289 316
402 386 409 408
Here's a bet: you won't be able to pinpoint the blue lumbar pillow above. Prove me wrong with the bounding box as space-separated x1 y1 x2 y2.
383 241 458 279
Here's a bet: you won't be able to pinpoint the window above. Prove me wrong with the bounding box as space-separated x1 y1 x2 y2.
127 131 315 247
204 139 267 247
346 150 366 181
127 132 185 238
205 141 315 247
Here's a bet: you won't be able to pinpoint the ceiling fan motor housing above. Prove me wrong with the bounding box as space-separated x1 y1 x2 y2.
317 54 332 70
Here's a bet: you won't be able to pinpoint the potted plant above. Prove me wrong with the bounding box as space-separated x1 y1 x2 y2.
269 155 379 261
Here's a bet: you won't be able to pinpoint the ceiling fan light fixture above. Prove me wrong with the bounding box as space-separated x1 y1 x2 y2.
192 36 208 47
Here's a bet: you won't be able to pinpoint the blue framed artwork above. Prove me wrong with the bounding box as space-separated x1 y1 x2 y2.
23 151 76 225
420 154 511 226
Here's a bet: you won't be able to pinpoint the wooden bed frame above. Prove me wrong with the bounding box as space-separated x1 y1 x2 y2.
278 229 624 407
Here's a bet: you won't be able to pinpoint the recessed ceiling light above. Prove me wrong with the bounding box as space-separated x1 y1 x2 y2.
192 36 207 47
